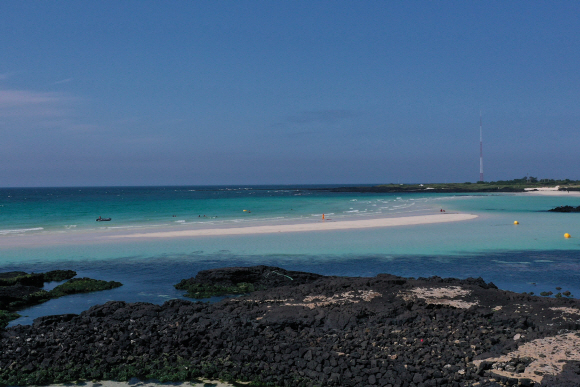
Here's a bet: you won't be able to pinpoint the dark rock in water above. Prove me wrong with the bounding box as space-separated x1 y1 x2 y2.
48 277 122 298
185 265 323 287
0 270 122 325
548 205 580 212
42 270 76 282
175 265 323 298
0 271 27 279
1 266 580 386
0 270 76 290
0 272 45 287
0 284 50 310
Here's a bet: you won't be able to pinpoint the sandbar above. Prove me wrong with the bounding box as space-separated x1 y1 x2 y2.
112 213 478 239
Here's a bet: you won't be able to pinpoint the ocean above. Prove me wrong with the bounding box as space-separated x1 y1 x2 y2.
2 185 580 326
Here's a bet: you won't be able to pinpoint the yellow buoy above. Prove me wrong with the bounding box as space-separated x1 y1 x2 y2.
243 210 247 212
564 233 571 238
514 221 519 225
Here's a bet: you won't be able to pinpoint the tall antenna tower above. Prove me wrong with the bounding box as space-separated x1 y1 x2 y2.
479 111 483 182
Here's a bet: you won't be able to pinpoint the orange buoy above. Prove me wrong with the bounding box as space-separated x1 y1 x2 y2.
514 221 519 225
564 233 571 238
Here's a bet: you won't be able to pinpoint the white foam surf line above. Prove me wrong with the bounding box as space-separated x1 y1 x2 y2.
0 227 44 235
112 213 478 239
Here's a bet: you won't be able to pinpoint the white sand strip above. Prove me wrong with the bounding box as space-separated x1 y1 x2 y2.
524 186 561 192
523 186 580 196
112 213 477 239
524 190 580 196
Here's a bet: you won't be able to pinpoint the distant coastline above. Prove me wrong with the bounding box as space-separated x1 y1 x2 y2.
323 178 580 195
328 185 525 193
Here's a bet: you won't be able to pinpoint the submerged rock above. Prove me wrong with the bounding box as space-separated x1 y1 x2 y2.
549 205 580 212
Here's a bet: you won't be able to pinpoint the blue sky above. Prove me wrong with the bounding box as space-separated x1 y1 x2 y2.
1 1 579 186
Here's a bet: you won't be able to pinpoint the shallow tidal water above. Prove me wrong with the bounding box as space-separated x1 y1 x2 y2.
1 186 580 327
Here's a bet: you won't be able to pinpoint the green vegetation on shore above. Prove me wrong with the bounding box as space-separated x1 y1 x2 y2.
332 177 580 193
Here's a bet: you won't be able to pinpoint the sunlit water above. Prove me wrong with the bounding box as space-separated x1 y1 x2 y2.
2 186 580 326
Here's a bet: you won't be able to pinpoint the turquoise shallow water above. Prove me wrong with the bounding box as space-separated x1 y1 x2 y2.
0 185 438 236
2 186 580 326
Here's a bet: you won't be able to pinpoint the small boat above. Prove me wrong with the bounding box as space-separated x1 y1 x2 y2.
96 217 112 222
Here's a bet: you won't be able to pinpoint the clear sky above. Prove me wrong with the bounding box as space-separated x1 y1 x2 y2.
1 1 579 187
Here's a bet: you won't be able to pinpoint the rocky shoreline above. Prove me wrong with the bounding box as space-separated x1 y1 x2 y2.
0 270 123 328
2 266 580 386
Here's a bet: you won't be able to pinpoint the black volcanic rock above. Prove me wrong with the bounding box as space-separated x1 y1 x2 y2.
1 266 579 386
48 277 122 298
42 270 76 282
0 270 121 328
549 205 580 212
0 272 45 287
0 272 27 279
175 265 323 298
0 284 50 310
0 270 76 287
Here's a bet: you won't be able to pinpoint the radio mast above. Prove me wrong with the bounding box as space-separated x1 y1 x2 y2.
479 111 483 182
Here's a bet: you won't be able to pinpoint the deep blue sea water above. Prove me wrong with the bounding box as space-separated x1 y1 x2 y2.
2 185 580 327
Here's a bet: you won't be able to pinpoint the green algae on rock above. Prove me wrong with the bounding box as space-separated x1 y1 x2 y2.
3 267 580 387
0 270 76 288
0 310 20 329
0 271 123 329
175 265 323 299
49 278 122 298
175 281 259 299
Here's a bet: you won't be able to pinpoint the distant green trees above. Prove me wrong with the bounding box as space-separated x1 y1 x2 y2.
485 177 579 185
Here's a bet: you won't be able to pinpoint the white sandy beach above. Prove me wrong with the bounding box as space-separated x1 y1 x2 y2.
113 213 478 239
524 186 580 196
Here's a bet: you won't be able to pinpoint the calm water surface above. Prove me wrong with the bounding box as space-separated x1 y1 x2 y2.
1 185 580 326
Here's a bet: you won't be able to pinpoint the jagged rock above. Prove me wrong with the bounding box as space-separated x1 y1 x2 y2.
175 265 323 298
1 266 579 386
0 270 122 324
